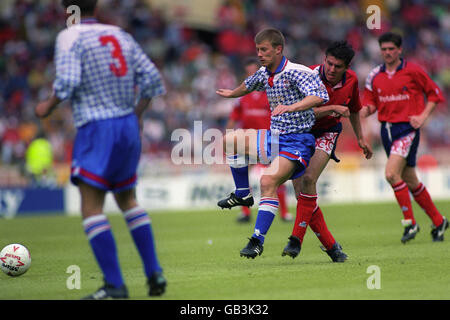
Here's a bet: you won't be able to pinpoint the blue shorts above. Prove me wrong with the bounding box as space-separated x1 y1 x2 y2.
257 129 315 180
381 122 420 167
71 113 141 192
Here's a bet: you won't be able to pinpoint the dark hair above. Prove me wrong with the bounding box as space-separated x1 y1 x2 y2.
378 32 402 48
243 57 260 68
254 28 285 50
325 41 355 66
61 0 97 15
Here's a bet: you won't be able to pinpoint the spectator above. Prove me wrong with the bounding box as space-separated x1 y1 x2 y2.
0 0 448 185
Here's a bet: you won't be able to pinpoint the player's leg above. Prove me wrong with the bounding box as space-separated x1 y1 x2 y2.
218 129 259 209
240 156 295 258
381 125 421 243
237 206 252 222
114 188 166 296
385 154 419 242
290 148 346 261
285 149 327 259
236 164 254 223
291 149 329 244
402 166 448 241
72 120 128 299
105 113 166 296
79 182 128 299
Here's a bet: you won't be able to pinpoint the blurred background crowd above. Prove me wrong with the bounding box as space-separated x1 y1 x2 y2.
0 0 448 186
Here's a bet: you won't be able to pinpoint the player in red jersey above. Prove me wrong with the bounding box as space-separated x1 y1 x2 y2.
361 32 448 243
282 41 373 261
226 58 292 223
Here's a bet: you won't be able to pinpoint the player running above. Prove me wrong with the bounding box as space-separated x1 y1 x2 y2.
282 41 373 261
361 32 448 243
226 57 292 223
35 0 166 299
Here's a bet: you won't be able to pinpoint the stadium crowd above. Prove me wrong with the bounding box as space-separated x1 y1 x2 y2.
0 0 448 186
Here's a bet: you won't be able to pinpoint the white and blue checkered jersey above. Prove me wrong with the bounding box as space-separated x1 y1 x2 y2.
53 20 166 128
244 57 329 134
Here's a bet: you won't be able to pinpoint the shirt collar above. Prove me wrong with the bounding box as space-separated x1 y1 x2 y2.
80 18 98 24
381 58 406 72
319 64 347 88
266 56 288 76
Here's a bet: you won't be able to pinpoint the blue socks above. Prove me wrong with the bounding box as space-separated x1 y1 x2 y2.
253 197 279 243
227 154 250 197
124 207 162 277
83 209 162 289
83 215 124 288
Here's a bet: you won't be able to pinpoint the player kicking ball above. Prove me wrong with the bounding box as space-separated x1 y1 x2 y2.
225 58 292 223
216 28 348 259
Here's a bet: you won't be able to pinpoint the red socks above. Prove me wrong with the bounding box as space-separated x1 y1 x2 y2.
411 183 443 227
392 181 416 225
292 193 317 243
291 181 442 252
392 181 444 227
293 195 336 250
309 206 336 250
241 206 251 217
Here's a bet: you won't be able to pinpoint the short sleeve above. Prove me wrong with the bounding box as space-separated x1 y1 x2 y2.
244 69 267 92
52 29 82 100
131 37 166 99
413 65 445 104
292 71 329 103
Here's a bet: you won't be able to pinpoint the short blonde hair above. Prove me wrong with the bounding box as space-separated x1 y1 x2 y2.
254 28 285 50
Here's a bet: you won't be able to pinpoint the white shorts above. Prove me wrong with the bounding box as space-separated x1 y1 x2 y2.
390 131 416 158
315 132 339 156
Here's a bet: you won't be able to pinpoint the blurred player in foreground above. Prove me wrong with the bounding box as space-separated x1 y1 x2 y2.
35 0 166 299
283 41 373 261
361 32 448 243
216 28 348 259
226 58 292 223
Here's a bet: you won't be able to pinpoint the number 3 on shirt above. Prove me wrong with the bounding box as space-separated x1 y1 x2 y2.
99 35 128 77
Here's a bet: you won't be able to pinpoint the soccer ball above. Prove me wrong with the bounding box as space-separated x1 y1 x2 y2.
0 244 31 277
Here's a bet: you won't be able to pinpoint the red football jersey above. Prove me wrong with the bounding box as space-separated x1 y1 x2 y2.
362 59 445 123
309 64 362 130
229 91 271 130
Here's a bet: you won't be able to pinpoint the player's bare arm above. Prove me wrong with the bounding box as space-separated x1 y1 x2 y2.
409 101 437 129
349 111 373 159
272 95 324 116
216 82 250 99
134 97 152 131
314 105 350 119
359 104 376 118
35 93 61 118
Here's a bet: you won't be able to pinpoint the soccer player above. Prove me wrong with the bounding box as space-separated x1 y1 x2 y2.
35 0 167 299
226 57 292 223
216 28 347 259
361 32 448 243
282 41 373 261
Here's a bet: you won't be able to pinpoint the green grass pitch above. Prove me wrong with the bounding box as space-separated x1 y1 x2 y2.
1 200 449 300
